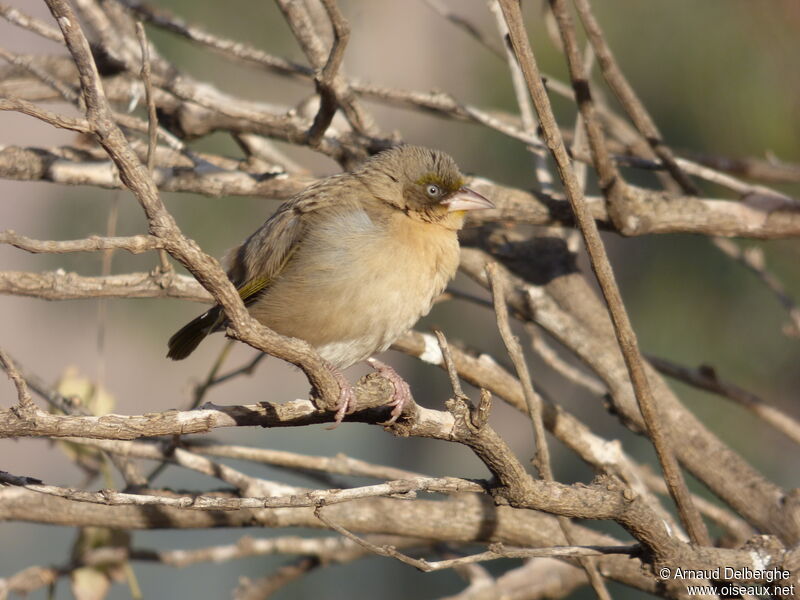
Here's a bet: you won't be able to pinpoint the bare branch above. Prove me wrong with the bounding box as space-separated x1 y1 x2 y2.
488 0 554 192
0 3 63 43
0 145 309 198
571 0 697 194
498 0 710 546
0 470 481 511
317 506 636 573
650 356 800 446
187 442 425 482
711 238 800 338
305 0 351 146
274 0 378 143
685 151 800 184
0 270 208 301
423 0 504 58
0 348 36 412
0 96 91 133
487 262 611 600
1 230 162 254
0 46 77 102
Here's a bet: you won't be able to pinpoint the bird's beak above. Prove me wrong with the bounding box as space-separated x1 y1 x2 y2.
442 186 495 212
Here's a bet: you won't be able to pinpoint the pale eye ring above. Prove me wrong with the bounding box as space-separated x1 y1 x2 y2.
425 184 441 198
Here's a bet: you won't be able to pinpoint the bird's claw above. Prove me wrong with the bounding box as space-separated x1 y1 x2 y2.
323 359 412 428
324 365 355 430
367 358 412 425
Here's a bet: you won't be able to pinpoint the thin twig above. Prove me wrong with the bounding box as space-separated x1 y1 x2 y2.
316 506 635 572
571 0 697 195
0 231 163 254
136 21 172 274
116 0 310 76
498 0 711 547
0 3 64 42
0 352 86 415
146 340 237 484
306 0 350 146
486 263 612 600
206 351 267 387
571 42 596 193
547 0 621 201
1 471 483 510
0 96 92 133
423 0 505 58
93 190 120 460
0 46 77 102
434 330 492 431
0 348 36 411
675 159 794 203
488 0 554 193
486 264 551 475
526 324 606 396
134 23 157 172
649 355 800 446
233 557 320 600
275 0 377 141
434 330 468 401
685 151 800 184
711 238 800 338
191 341 236 409
187 442 425 482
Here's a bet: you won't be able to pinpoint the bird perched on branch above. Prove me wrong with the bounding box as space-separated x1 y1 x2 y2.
167 145 493 425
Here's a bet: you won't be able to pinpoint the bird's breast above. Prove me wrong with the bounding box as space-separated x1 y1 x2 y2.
248 206 460 368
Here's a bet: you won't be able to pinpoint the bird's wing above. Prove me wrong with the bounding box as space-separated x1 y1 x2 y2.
227 176 356 305
226 201 305 305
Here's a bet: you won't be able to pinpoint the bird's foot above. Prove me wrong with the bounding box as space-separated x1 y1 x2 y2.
324 365 355 430
367 358 412 425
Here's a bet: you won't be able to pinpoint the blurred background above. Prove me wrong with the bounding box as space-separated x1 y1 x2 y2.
1 1 798 598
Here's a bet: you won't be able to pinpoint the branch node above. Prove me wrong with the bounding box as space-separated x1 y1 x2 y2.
470 388 492 431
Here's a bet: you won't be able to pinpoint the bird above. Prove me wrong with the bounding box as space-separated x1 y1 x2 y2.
167 145 494 425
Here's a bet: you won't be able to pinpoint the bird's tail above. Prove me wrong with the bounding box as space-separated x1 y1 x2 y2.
167 306 224 360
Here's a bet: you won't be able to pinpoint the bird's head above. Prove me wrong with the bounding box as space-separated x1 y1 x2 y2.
358 145 494 230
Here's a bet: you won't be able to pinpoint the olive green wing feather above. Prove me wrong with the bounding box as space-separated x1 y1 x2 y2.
228 176 360 302
226 200 309 305
167 193 317 360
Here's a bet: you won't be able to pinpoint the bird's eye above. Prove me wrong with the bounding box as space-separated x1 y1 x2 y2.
425 184 441 198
